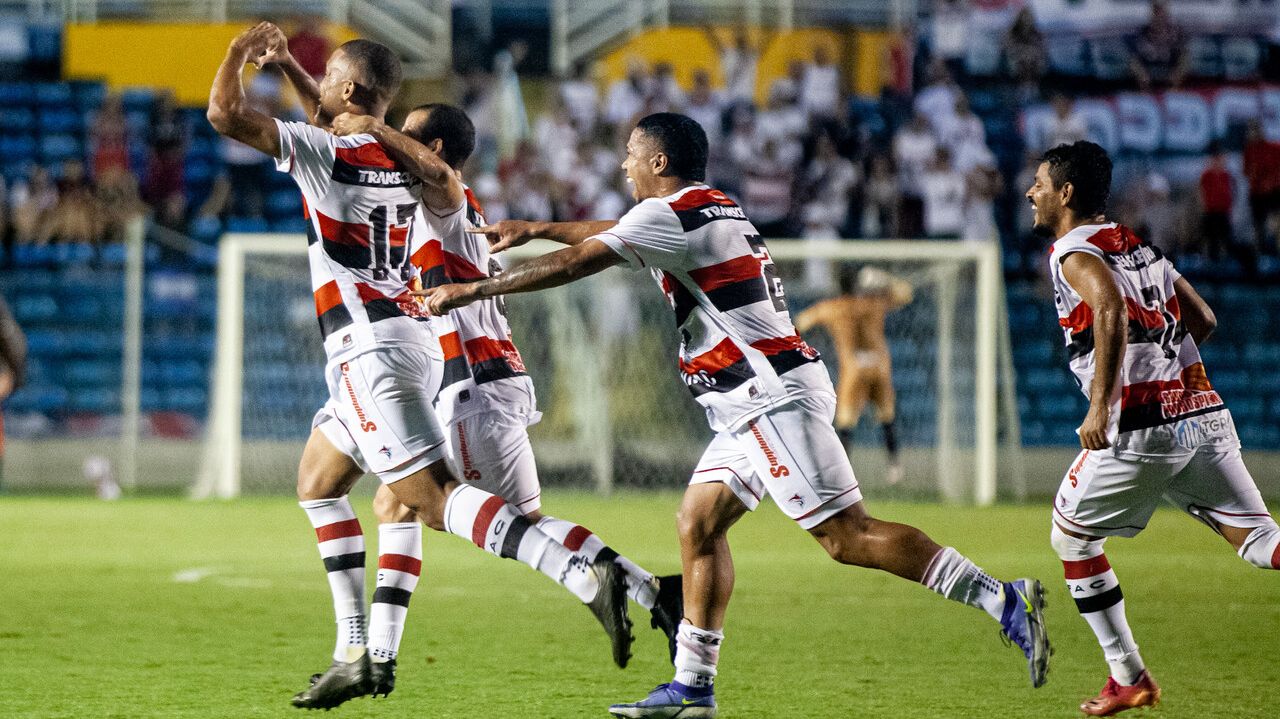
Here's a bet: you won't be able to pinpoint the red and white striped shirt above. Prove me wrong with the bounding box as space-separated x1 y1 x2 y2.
274 120 434 364
595 185 831 433
1049 222 1237 458
411 187 536 424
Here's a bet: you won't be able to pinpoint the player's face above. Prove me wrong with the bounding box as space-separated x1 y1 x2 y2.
622 128 658 201
1026 162 1061 235
316 50 356 127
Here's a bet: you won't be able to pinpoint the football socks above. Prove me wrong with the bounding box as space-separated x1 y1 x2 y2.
536 516 659 610
1052 525 1145 685
368 522 422 663
300 497 368 662
921 546 1007 621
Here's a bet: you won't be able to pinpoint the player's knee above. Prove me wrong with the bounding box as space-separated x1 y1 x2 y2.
1236 522 1280 570
1050 523 1104 561
296 466 343 501
373 487 414 524
676 505 722 550
810 511 874 565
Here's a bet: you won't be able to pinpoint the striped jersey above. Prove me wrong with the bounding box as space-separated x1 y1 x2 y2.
412 187 536 424
274 120 435 365
1049 222 1237 458
594 185 831 433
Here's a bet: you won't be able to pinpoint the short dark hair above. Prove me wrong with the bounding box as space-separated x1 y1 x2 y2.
1040 141 1112 217
338 39 402 106
407 103 475 169
636 113 708 182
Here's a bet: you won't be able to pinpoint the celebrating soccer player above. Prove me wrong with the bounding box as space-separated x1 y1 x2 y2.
1027 141 1280 716
424 112 1053 717
208 24 630 710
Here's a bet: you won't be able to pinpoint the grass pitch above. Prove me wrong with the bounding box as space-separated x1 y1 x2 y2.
1 492 1276 718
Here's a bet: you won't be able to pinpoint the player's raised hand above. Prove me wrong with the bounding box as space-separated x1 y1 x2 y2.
230 22 277 62
1077 404 1113 450
467 220 536 253
414 283 482 316
332 112 383 137
250 23 291 69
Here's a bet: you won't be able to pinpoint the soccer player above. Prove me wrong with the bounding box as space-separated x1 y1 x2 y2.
424 112 1052 717
1026 141 1280 716
794 266 913 483
326 104 682 682
208 24 630 710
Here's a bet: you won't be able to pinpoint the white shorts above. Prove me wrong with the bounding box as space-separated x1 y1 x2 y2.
1053 445 1275 538
313 347 448 484
691 395 862 530
443 409 542 514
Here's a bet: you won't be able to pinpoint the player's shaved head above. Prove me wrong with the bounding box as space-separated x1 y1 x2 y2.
402 103 475 170
635 113 708 182
334 39 402 107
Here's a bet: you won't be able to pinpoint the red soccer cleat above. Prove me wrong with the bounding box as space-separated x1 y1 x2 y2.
1080 670 1161 716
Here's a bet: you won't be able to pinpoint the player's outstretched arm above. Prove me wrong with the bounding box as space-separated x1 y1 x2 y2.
1061 252 1127 450
468 220 618 253
419 239 623 315
1174 277 1217 345
331 113 464 212
207 22 282 158
256 24 321 123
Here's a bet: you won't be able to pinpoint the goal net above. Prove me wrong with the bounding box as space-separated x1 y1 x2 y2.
196 235 1022 504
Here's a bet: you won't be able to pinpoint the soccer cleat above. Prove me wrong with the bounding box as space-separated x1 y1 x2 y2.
649 574 684 663
587 558 634 668
609 682 717 718
369 658 396 698
1080 671 1161 716
291 654 372 710
999 578 1053 688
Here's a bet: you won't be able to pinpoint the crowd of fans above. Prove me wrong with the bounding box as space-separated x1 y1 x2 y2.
1 2 1277 276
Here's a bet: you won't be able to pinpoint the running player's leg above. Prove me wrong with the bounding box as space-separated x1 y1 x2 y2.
1051 449 1177 715
365 485 419 695
1164 446 1279 569
834 364 869 447
869 361 902 483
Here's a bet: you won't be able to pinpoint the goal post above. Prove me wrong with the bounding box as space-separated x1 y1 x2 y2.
196 235 1022 504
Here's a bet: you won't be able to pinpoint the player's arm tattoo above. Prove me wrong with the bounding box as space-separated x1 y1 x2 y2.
472 240 623 298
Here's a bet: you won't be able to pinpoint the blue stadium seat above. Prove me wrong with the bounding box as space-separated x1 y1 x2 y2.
12 244 58 268
165 387 207 413
1186 36 1222 79
269 217 309 234
226 216 269 233
68 387 119 413
121 88 154 111
72 82 108 112
7 384 69 413
38 107 83 135
0 108 34 132
1222 37 1260 81
1211 369 1250 396
0 134 37 161
1239 424 1280 447
12 294 59 323
27 25 61 63
0 82 34 106
139 386 164 411
62 360 120 387
158 360 204 386
185 158 215 185
266 189 302 219
33 82 73 107
38 134 82 162
99 243 128 266
1089 38 1131 80
187 215 222 244
23 329 68 356
52 243 94 265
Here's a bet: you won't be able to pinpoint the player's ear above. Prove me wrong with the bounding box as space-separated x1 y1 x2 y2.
340 80 356 104
428 138 445 155
1059 180 1074 210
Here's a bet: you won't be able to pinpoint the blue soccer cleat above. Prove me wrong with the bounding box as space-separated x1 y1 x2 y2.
609 682 717 718
1000 578 1052 688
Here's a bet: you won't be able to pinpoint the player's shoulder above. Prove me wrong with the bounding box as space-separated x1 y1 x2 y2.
1050 222 1126 262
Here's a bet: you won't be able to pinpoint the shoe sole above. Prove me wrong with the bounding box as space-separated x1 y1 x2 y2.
608 705 717 718
1020 578 1053 689
589 560 635 668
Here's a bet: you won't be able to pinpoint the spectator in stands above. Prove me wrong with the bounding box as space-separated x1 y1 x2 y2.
862 153 899 237
722 104 756 198
1129 0 1190 89
1198 143 1234 261
46 160 101 245
893 112 936 237
756 79 806 169
706 26 770 106
97 167 146 241
1244 119 1280 255
650 62 686 112
534 95 579 185
9 166 56 244
218 69 285 219
742 138 796 237
920 147 965 239
938 95 985 154
1132 171 1177 252
801 45 841 121
929 0 970 78
604 57 650 131
89 93 130 179
683 69 725 148
799 133 860 235
1003 6 1047 95
559 60 600 133
1044 93 1087 149
143 91 188 230
914 59 960 137
962 148 1001 243
286 14 331 78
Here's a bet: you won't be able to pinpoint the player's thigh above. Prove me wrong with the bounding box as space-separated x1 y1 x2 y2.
1165 447 1276 538
731 395 862 530
330 348 449 484
678 481 752 545
1053 449 1187 538
297 427 366 500
835 369 870 428
446 411 542 515
869 366 896 423
690 431 765 517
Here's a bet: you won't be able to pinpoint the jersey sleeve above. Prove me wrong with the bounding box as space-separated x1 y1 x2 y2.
1050 235 1107 266
590 198 689 271
274 119 335 201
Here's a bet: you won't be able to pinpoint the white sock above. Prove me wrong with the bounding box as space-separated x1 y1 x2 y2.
368 522 422 663
1052 526 1144 685
443 484 597 602
921 546 1007 621
536 516 659 609
300 497 367 662
673 623 722 689
1237 523 1280 570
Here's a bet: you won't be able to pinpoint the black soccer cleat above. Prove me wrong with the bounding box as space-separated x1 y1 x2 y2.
369 658 396 698
291 654 372 710
649 573 684 664
587 558 634 669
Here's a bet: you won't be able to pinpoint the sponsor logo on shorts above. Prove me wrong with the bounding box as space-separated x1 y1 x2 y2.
788 493 805 507
379 445 393 460
340 362 378 433
1068 450 1089 488
1174 415 1232 450
456 422 481 481
748 420 790 478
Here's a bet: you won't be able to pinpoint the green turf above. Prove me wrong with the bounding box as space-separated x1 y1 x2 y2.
0 492 1275 718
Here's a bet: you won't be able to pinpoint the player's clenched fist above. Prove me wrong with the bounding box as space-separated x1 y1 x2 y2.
1077 404 1112 450
466 221 537 253
415 283 481 316
331 112 383 137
